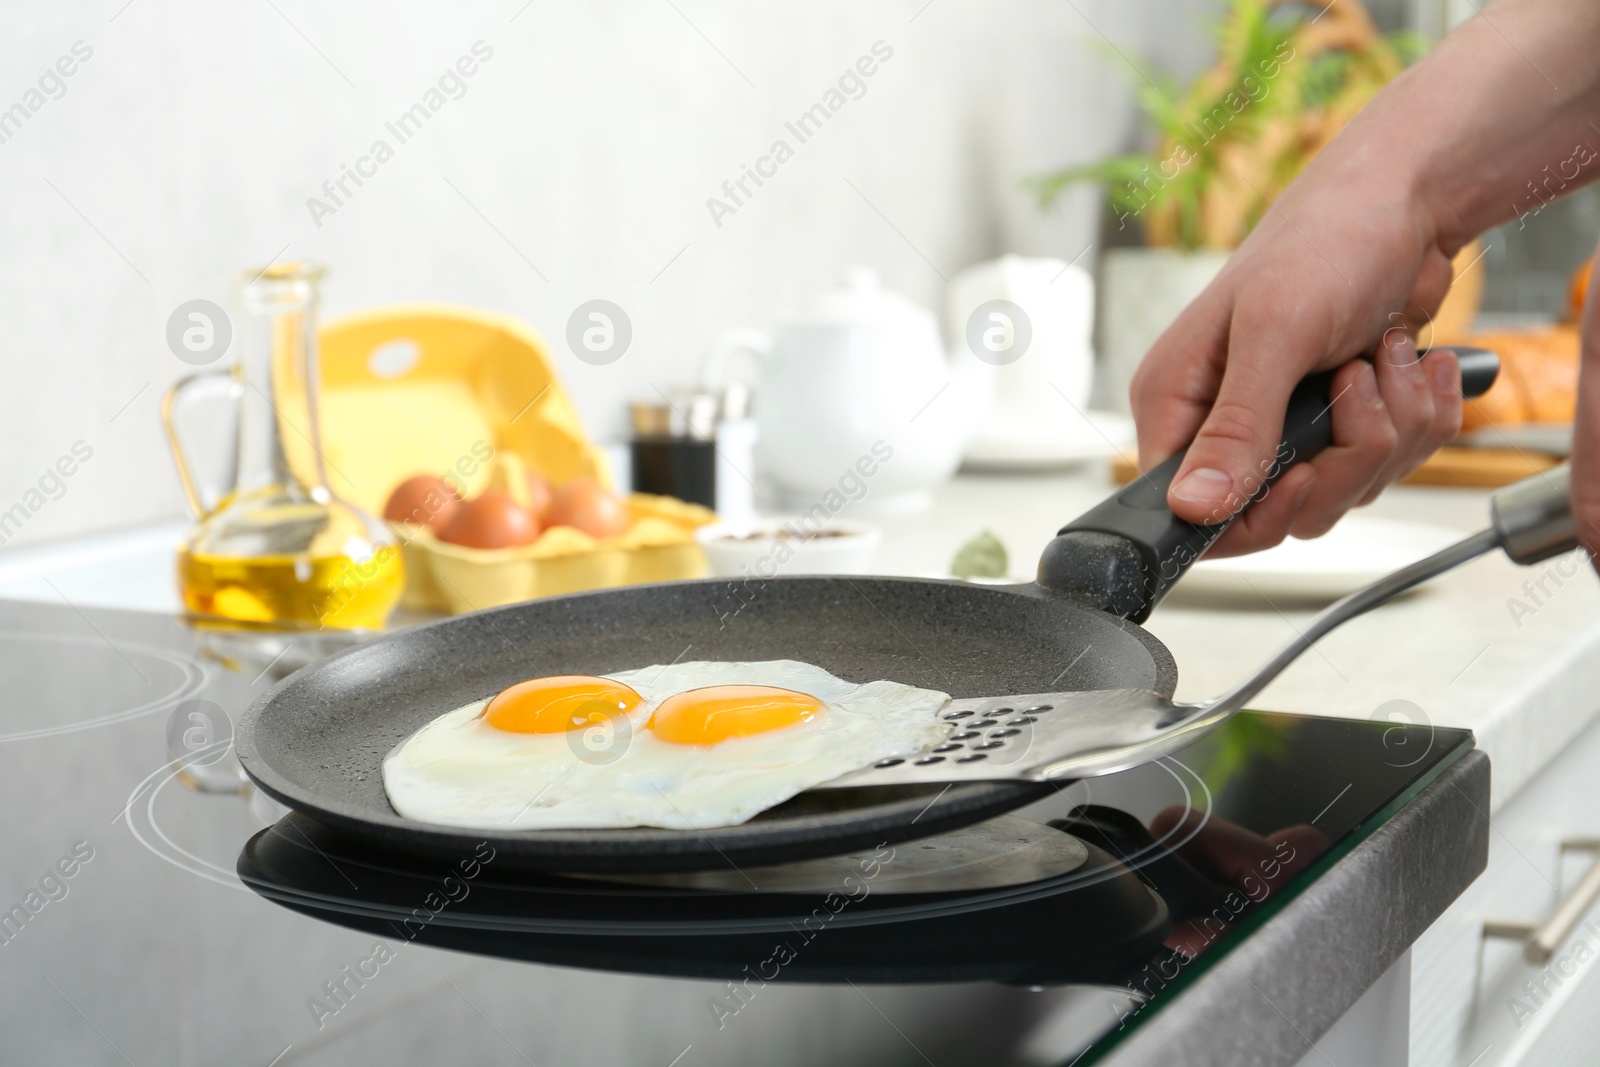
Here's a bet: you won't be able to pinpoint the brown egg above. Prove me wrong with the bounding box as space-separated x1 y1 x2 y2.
524 469 553 524
384 475 461 529
436 490 541 549
545 478 630 538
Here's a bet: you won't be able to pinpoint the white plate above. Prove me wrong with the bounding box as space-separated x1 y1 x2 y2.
961 410 1134 471
1174 516 1468 603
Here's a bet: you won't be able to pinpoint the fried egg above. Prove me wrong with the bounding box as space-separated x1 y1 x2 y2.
382 660 951 831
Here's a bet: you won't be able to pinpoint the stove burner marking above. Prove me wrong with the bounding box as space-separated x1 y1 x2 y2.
0 632 208 744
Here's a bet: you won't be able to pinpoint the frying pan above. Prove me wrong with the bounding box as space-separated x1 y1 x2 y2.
236 349 1501 873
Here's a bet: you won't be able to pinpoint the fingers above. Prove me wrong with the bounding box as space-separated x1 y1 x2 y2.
1163 298 1311 525
1148 808 1332 958
1162 811 1280 886
1203 345 1462 555
1359 336 1462 502
1289 360 1403 537
1148 808 1327 890
1265 825 1331 885
1422 349 1465 463
1362 333 1436 500
1204 463 1314 557
1298 343 1463 531
1132 251 1465 549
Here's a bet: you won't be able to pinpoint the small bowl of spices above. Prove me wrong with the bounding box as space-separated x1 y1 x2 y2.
694 519 882 578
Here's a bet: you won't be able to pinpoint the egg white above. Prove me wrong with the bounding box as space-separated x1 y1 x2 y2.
382 660 951 831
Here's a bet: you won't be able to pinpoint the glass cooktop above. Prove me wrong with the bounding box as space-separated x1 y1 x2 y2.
0 599 1472 1066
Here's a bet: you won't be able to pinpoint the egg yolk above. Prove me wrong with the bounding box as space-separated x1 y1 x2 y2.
482 675 642 733
648 685 823 745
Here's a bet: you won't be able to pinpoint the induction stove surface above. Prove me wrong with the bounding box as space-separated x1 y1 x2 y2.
0 598 1473 1067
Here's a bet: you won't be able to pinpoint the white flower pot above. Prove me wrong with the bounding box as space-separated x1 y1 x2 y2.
1096 248 1230 412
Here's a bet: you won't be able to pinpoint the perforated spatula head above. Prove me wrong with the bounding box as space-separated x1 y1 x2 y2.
814 688 1204 788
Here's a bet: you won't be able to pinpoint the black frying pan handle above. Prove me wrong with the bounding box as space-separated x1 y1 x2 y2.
1037 346 1500 623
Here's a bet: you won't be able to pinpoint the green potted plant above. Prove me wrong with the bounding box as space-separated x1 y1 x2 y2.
1036 0 1426 411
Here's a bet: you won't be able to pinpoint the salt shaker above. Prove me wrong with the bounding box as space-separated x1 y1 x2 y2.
714 384 758 524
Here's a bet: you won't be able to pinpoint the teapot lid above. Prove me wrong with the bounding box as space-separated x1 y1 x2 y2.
808 266 935 330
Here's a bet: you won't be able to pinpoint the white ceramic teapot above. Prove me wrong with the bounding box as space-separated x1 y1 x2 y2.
708 268 993 512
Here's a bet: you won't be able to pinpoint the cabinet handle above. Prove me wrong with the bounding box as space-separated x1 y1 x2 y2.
1483 838 1600 965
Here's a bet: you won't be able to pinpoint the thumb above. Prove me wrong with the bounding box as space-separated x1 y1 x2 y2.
1166 342 1296 525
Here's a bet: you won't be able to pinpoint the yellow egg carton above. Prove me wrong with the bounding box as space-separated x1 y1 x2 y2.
313 304 713 614
393 492 713 612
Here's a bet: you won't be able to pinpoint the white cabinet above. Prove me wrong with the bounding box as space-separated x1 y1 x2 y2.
1412 710 1600 1066
1293 955 1411 1067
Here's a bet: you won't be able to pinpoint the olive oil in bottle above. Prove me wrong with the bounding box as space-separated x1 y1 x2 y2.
178 547 404 630
164 263 403 632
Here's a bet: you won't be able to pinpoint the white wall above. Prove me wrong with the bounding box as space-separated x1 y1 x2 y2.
0 0 1217 548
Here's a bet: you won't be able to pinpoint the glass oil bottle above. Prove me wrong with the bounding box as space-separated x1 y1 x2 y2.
163 263 403 630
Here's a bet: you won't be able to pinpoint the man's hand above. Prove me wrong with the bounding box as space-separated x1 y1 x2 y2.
1132 180 1466 557
1147 806 1327 959
1125 0 1600 559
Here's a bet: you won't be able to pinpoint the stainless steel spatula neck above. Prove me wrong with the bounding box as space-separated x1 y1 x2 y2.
822 521 1522 790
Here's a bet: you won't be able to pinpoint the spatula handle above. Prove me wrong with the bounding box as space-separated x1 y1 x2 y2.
1492 462 1580 564
1037 346 1500 622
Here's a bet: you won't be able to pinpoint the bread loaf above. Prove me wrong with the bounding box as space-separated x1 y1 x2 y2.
1450 326 1579 431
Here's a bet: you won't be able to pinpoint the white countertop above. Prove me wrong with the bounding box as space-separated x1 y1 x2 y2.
5 464 1595 813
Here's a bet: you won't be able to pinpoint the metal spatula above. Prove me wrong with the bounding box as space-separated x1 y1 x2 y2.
818 465 1578 789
